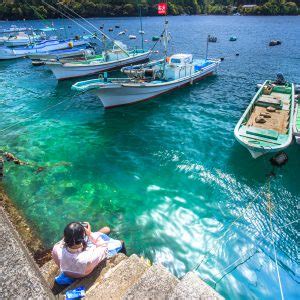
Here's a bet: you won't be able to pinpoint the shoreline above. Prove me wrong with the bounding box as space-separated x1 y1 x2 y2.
0 184 51 266
1 14 299 22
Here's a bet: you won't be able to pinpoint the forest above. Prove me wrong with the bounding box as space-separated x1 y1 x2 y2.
0 0 298 20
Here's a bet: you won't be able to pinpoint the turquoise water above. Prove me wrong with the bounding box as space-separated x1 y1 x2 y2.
0 16 299 299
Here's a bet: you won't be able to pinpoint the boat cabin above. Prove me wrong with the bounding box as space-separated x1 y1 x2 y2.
168 54 193 66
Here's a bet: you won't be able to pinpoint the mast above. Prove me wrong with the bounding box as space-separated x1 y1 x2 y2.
205 35 209 61
138 0 144 51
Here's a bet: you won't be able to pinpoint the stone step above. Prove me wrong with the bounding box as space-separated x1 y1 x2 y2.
87 254 150 300
122 263 179 300
170 272 224 300
62 253 127 297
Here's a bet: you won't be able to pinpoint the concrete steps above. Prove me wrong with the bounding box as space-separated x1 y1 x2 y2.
41 253 224 300
170 271 224 300
123 263 179 300
87 254 150 299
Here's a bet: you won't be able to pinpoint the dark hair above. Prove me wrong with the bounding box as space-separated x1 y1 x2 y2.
64 222 86 248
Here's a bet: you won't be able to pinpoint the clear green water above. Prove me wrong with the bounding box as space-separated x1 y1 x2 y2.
0 16 299 299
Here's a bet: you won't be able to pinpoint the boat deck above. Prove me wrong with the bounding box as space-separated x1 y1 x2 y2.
246 91 291 135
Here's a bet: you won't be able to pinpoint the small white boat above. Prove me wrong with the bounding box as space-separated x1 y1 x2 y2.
4 32 41 47
118 31 126 35
0 39 88 60
129 35 137 40
71 54 220 109
45 44 150 80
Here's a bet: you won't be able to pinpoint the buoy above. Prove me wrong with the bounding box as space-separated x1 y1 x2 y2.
229 36 237 41
68 41 73 48
269 40 281 46
115 25 120 28
236 53 239 56
270 152 288 167
108 28 113 32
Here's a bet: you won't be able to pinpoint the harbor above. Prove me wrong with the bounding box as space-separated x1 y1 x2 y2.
0 7 299 300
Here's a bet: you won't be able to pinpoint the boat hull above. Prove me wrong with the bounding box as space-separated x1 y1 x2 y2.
92 63 217 108
46 52 150 80
0 40 87 60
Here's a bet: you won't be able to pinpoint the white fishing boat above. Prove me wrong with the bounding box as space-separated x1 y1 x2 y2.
45 44 150 80
0 36 9 45
0 39 88 60
4 32 41 47
71 54 220 108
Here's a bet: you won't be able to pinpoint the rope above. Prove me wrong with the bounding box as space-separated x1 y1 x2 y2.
267 178 285 300
212 218 300 286
191 182 268 272
0 92 82 135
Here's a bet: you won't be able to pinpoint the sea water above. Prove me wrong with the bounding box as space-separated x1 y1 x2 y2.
0 16 299 299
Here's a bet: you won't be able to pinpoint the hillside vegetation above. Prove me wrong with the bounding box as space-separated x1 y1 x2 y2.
0 0 298 20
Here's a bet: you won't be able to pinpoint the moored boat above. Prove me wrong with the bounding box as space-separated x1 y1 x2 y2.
28 46 94 61
71 54 220 108
234 75 295 158
45 45 151 80
4 32 41 47
0 38 88 60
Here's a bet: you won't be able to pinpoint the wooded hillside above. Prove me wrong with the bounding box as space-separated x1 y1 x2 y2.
0 0 298 20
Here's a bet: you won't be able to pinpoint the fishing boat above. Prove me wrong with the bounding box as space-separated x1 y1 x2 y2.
0 38 88 60
4 32 42 47
234 75 295 158
71 54 220 108
28 46 94 61
45 43 150 80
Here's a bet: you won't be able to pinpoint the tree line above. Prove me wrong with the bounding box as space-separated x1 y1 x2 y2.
0 0 298 20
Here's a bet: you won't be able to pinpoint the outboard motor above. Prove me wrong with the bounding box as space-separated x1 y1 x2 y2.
274 73 286 85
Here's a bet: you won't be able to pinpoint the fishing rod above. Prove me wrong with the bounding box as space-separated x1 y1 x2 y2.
55 1 130 57
40 0 105 46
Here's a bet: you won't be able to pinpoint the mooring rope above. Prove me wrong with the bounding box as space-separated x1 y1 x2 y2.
191 181 268 273
0 92 82 135
267 178 285 300
212 217 300 287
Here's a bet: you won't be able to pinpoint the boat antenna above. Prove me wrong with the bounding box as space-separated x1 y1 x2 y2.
137 0 144 50
205 34 209 61
53 1 131 57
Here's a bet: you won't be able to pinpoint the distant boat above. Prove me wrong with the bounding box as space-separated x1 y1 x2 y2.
129 35 136 40
152 36 160 42
229 36 237 41
71 54 220 109
4 32 42 47
234 76 294 158
45 42 150 80
118 31 126 35
0 39 88 60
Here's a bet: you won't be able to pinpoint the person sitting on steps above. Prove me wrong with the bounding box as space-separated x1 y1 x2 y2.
52 222 126 285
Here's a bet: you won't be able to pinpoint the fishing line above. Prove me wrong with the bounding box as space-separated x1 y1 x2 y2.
0 92 83 136
40 0 104 46
57 2 130 57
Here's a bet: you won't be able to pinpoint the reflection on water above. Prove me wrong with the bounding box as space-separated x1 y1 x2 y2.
0 15 299 300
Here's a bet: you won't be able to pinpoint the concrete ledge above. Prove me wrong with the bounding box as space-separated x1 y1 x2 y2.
0 207 53 299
